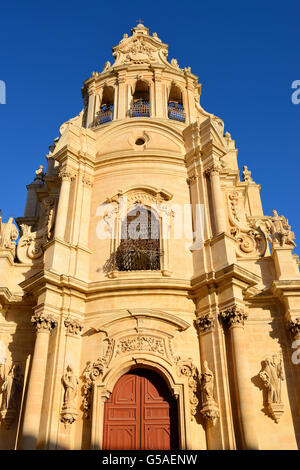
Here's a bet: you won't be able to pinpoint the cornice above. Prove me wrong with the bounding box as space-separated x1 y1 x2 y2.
19 269 192 300
191 263 261 294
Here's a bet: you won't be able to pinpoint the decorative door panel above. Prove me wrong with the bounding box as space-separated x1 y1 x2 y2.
143 424 171 450
103 374 140 449
103 370 178 450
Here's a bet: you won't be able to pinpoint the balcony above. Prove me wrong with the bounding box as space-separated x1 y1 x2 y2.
130 99 150 118
168 102 185 122
116 239 161 271
93 104 113 126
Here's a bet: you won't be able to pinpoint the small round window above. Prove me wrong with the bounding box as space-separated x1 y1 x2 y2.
135 138 145 146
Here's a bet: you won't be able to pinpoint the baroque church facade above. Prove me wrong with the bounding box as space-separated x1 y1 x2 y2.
0 23 300 450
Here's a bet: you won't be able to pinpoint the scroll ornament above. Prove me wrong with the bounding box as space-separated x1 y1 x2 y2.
228 191 267 258
259 354 284 423
176 359 199 420
200 361 219 426
17 197 57 264
61 365 79 427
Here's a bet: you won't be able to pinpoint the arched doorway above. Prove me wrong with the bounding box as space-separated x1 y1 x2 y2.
103 369 179 450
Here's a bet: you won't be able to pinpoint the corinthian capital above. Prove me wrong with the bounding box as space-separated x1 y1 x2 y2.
31 313 57 332
82 175 93 187
196 313 215 333
287 318 300 338
58 167 76 181
64 318 83 336
220 306 248 328
204 162 222 177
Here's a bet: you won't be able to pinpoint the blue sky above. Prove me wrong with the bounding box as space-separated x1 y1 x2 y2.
0 1 299 241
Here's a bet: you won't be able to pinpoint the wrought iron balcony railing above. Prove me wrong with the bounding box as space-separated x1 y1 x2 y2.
130 100 150 118
168 102 186 122
116 239 161 271
93 105 113 126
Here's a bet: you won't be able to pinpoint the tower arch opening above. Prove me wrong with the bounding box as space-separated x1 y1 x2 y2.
130 80 150 117
168 83 185 122
97 85 114 125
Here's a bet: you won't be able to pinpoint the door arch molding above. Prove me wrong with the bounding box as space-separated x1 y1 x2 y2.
90 355 192 450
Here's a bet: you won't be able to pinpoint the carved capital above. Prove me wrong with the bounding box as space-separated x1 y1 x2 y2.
220 306 248 328
196 313 215 333
204 163 222 177
287 318 300 338
186 175 197 186
31 313 57 332
58 168 76 182
82 175 93 187
64 318 83 336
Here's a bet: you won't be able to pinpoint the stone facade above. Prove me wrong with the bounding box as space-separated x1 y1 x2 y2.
0 23 300 450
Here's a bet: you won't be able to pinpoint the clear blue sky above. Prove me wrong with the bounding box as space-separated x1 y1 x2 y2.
0 1 299 240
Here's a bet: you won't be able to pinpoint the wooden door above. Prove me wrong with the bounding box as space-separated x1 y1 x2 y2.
103 370 178 450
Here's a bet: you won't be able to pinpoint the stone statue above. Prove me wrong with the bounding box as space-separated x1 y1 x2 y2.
60 365 78 427
0 364 23 429
260 355 284 404
34 165 45 184
242 165 253 182
259 354 284 423
200 361 219 426
201 360 214 402
62 365 78 408
0 216 18 255
102 61 111 72
266 210 296 247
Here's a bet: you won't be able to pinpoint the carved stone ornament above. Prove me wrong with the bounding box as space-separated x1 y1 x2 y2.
265 210 296 248
64 318 83 336
196 313 215 333
111 24 177 71
220 306 248 328
200 361 220 426
16 197 57 264
58 167 76 182
0 216 19 256
228 191 267 258
287 318 300 338
0 364 23 429
31 313 57 332
60 365 78 427
204 162 222 177
242 165 253 182
115 335 166 357
259 354 284 423
82 339 114 418
176 359 199 420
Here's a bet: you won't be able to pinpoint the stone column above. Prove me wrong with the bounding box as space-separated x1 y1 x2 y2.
22 313 57 449
79 175 93 247
220 306 259 450
205 163 227 235
86 86 96 127
117 71 127 119
54 168 75 241
154 69 164 118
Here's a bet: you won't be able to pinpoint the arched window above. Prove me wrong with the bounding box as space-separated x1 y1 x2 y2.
168 83 185 122
130 80 150 117
96 86 114 125
116 205 160 271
